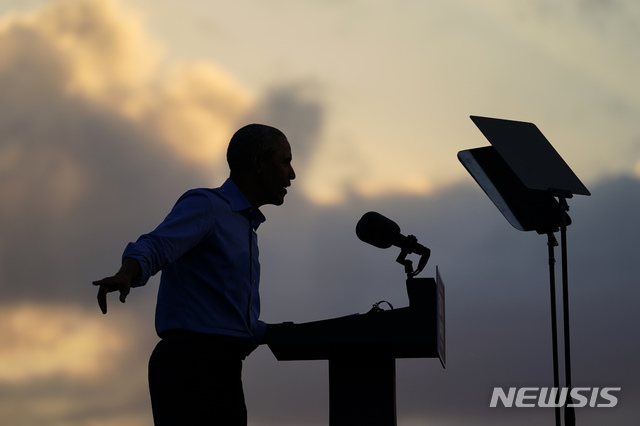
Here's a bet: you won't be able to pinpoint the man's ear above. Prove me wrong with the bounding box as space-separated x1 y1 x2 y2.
252 154 264 174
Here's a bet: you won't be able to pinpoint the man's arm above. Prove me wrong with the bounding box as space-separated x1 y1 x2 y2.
94 191 213 314
92 257 141 314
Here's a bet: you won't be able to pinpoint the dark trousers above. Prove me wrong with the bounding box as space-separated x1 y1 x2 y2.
148 332 249 426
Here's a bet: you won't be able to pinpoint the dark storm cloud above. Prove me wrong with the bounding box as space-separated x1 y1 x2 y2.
0 86 208 302
244 176 640 425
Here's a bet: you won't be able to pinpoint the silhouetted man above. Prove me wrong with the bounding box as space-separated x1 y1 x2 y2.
93 124 296 425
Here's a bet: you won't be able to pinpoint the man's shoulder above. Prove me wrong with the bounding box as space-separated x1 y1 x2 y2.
181 187 224 198
174 179 251 214
175 187 229 209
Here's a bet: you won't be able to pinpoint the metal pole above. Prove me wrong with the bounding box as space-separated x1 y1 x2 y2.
561 223 575 426
547 232 561 426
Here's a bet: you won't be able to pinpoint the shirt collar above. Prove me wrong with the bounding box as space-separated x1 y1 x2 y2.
221 178 266 228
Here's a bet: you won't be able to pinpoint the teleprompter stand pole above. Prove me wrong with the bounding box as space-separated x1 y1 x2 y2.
547 232 561 426
545 194 576 426
544 194 576 426
558 196 576 426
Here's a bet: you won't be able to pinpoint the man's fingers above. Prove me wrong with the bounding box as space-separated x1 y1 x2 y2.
93 278 118 314
119 286 129 304
97 284 108 314
93 276 131 314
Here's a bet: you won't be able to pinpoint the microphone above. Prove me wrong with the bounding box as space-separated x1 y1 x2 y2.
356 211 430 256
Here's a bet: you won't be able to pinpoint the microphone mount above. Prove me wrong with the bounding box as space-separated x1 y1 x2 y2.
355 211 430 279
396 234 429 278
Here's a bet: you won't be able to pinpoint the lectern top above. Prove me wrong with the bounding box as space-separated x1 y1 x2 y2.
470 116 590 196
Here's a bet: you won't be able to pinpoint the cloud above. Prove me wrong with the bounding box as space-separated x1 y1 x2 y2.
138 61 253 166
350 174 433 199
0 302 153 425
249 81 325 169
0 0 254 171
0 303 128 383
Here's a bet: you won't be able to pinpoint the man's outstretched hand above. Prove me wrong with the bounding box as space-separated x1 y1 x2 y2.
93 258 140 314
93 275 131 314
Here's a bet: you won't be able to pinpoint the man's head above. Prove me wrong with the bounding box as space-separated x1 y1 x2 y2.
227 124 296 208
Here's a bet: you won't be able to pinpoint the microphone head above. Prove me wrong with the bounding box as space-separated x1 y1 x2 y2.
356 211 401 249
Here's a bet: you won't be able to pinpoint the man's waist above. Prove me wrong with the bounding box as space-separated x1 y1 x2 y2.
159 329 253 357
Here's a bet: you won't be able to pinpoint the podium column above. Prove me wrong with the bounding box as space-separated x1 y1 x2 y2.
329 355 397 426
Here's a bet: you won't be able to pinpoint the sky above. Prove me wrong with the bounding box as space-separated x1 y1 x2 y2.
0 0 638 424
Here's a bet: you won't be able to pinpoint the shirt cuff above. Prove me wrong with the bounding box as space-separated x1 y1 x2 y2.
122 244 151 287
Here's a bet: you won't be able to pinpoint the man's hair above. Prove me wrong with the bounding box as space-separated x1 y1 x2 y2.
226 124 286 172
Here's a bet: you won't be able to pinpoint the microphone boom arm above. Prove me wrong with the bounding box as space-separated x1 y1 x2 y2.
396 235 430 278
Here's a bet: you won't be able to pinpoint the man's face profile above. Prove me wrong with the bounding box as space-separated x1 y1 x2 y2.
257 138 295 206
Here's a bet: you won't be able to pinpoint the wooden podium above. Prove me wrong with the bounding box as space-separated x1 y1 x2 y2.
267 270 446 426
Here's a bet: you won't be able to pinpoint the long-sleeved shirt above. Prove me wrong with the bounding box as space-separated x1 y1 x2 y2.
122 178 267 349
